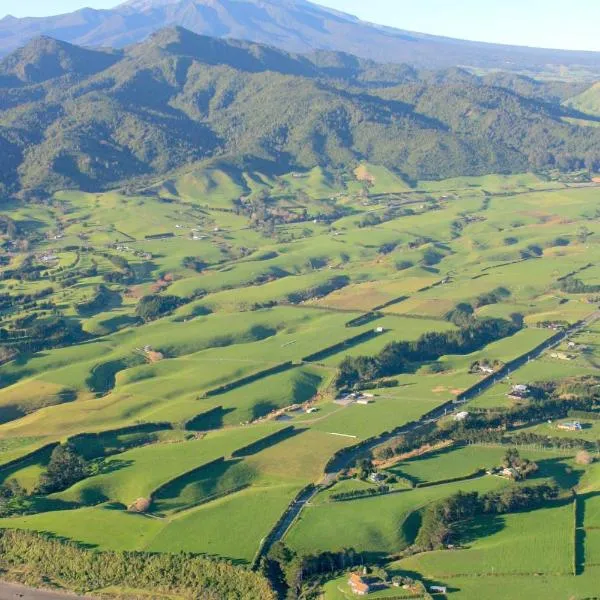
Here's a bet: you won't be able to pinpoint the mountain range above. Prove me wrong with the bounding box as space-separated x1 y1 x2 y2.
2 0 600 75
1 26 599 198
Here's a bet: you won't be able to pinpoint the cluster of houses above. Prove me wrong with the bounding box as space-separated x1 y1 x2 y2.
39 253 59 264
347 572 446 596
114 244 152 260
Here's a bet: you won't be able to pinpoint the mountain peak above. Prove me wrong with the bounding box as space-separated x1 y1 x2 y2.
0 35 120 84
1 0 600 75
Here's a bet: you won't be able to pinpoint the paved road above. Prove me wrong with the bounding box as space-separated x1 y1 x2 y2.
255 311 600 564
0 582 89 600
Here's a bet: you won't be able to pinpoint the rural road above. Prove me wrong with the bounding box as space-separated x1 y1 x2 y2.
0 582 89 600
256 311 600 563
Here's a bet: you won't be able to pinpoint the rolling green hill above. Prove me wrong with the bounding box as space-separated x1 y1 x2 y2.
566 82 600 117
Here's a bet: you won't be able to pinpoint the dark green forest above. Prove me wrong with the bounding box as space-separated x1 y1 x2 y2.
1 27 600 197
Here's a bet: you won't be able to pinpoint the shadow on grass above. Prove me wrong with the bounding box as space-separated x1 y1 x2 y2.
97 314 139 333
453 514 505 546
232 426 305 457
531 457 584 489
185 406 236 432
152 458 256 513
97 458 135 476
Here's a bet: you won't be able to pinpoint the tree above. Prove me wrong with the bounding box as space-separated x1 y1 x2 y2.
0 479 28 516
503 448 521 469
136 294 182 322
577 226 592 244
37 444 89 494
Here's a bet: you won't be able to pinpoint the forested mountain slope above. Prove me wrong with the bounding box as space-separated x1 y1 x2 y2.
1 27 599 197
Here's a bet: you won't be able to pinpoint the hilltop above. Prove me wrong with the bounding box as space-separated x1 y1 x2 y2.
1 0 600 75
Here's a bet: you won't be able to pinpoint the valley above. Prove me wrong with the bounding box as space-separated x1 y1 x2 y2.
2 3 600 597
2 162 600 598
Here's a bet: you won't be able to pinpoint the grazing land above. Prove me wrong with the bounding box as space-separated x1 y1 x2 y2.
3 167 600 599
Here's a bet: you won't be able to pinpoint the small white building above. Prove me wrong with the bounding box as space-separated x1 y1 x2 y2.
454 411 469 422
368 472 386 483
430 586 448 595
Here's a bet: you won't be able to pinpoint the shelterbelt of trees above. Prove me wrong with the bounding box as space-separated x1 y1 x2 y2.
335 314 521 390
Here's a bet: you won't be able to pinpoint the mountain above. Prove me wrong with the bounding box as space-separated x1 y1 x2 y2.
1 27 600 198
0 36 121 86
2 0 600 74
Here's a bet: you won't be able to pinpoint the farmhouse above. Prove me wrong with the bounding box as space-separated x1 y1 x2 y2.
348 573 371 595
502 467 519 479
368 472 386 483
558 421 583 432
550 351 573 361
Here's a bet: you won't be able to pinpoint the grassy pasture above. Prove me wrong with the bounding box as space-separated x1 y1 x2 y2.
397 501 574 577
387 445 511 484
427 571 600 600
286 477 507 557
55 424 282 507
4 171 600 578
147 484 298 562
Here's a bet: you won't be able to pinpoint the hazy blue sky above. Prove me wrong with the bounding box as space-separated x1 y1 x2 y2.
2 0 599 52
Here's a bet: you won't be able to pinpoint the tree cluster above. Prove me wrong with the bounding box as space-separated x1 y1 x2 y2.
36 444 89 494
136 294 183 322
335 316 520 390
0 530 275 599
415 484 558 551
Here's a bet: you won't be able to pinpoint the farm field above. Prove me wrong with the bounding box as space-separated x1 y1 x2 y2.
397 501 575 577
285 476 508 556
3 169 600 597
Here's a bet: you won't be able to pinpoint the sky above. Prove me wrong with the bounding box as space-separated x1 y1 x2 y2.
1 0 600 52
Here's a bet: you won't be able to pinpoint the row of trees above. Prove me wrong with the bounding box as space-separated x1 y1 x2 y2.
335 316 521 390
560 277 600 294
373 376 600 460
415 484 559 551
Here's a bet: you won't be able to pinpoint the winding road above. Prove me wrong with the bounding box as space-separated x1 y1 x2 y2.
5 313 600 598
255 311 600 563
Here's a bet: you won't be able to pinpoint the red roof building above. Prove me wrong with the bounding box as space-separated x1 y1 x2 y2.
348 573 371 595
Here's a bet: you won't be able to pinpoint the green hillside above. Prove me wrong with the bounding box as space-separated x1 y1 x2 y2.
1 27 600 198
